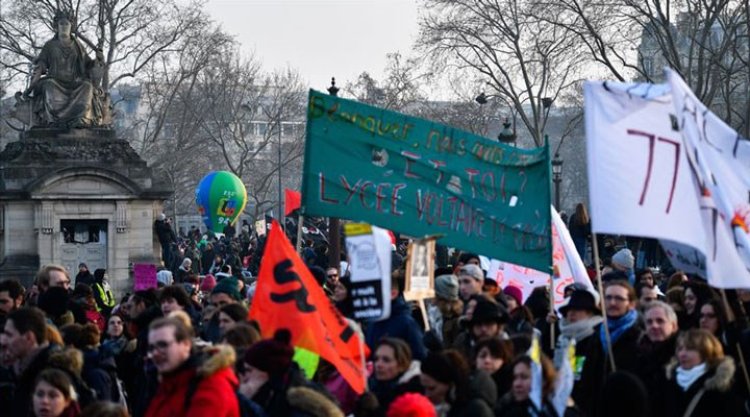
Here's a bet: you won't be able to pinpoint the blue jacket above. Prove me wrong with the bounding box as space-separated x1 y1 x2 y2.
365 296 426 360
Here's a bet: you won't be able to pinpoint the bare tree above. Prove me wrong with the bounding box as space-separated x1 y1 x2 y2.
537 0 749 135
418 0 586 147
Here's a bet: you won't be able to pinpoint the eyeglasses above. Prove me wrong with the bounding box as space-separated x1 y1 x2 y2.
147 340 176 353
605 295 629 303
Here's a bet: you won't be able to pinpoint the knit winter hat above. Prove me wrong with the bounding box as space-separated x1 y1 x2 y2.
612 248 635 270
503 285 523 306
386 393 436 417
243 329 294 376
458 264 484 282
211 277 241 301
200 275 217 292
434 274 459 301
156 270 173 287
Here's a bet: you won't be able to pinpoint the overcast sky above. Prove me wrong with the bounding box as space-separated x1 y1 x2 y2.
205 0 421 90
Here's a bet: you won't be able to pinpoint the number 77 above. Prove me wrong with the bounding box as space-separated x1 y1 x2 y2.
627 129 680 214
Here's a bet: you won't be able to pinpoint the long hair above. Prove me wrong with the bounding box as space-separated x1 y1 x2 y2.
572 203 590 226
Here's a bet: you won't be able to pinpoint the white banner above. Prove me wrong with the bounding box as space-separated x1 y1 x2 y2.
667 69 750 288
584 81 704 252
344 223 392 320
585 74 750 288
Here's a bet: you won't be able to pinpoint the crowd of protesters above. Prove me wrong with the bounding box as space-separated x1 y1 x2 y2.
2 215 750 417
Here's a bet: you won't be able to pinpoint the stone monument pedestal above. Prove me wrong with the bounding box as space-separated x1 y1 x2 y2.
0 128 173 293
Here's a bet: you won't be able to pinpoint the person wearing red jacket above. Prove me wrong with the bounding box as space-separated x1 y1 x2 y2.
144 316 239 417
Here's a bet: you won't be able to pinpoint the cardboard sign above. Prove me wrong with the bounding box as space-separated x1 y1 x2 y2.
405 239 435 300
345 223 392 321
255 220 267 236
133 264 157 290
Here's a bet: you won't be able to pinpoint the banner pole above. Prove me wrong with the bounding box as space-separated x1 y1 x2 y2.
549 268 556 351
719 289 750 393
592 233 616 372
296 212 304 255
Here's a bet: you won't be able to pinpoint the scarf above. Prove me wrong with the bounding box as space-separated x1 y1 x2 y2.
560 316 604 342
599 309 638 351
676 363 707 391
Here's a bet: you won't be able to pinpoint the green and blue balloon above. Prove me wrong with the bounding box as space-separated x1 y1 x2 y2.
195 171 248 232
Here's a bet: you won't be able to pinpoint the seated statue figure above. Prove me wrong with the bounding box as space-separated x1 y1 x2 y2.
13 10 109 128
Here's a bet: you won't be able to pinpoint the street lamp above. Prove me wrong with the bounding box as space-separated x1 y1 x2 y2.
551 150 563 210
476 92 516 144
327 77 341 271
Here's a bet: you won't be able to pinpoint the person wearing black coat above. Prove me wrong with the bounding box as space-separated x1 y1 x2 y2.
574 281 641 417
420 349 496 417
661 329 743 417
636 301 680 417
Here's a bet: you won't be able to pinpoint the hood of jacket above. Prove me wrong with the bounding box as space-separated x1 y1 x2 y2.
82 348 117 372
467 370 497 408
398 360 422 384
391 296 411 317
287 386 344 417
665 356 735 392
195 344 236 378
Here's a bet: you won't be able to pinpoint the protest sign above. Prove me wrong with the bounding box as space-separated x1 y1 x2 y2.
302 89 552 272
133 264 157 290
344 223 392 321
405 239 435 300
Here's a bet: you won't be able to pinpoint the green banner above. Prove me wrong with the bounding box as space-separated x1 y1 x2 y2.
301 90 551 272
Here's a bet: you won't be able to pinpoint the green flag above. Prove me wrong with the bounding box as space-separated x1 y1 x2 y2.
301 90 552 272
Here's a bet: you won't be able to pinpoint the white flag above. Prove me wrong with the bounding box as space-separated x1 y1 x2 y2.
585 81 705 252
667 69 750 288
585 75 750 288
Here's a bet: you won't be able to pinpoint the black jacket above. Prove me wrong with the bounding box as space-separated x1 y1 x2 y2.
661 357 743 417
573 321 641 417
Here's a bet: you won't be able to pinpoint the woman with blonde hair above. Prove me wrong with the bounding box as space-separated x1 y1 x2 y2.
663 329 742 416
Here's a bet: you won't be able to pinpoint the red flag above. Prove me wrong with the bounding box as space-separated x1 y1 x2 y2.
249 221 368 393
284 189 301 216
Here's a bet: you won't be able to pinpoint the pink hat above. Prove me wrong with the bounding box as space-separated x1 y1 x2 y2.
503 285 523 306
200 275 217 292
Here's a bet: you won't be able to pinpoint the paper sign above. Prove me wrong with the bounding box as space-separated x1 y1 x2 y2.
345 223 392 321
405 239 435 300
255 220 267 236
134 264 157 290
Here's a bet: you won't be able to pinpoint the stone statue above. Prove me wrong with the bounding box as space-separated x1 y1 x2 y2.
12 10 111 128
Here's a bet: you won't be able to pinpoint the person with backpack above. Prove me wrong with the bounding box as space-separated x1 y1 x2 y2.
143 316 240 417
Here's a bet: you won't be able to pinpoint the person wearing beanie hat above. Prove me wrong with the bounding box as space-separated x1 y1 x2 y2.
75 263 95 287
239 328 344 416
611 248 636 285
386 393 436 417
457 264 484 302
502 286 523 311
210 277 241 307
200 274 217 293
426 274 463 347
92 268 115 316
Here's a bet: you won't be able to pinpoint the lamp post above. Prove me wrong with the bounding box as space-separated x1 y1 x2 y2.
327 77 341 271
552 151 563 211
475 92 516 144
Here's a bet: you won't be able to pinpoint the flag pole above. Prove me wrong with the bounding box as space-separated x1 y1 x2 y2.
296 212 304 255
719 289 750 392
549 267 556 351
592 233 616 371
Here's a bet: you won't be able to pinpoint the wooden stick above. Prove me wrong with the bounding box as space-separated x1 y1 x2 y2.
295 213 304 255
549 268 556 351
592 233 616 372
